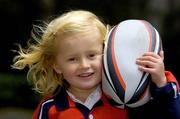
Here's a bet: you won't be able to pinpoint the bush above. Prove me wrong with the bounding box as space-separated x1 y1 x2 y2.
0 73 40 109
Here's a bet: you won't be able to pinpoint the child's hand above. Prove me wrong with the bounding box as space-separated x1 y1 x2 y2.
136 51 167 87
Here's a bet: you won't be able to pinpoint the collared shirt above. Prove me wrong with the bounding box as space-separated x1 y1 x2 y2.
66 85 102 110
32 71 180 119
33 86 128 119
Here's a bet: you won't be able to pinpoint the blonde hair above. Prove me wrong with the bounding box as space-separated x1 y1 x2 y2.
12 10 109 96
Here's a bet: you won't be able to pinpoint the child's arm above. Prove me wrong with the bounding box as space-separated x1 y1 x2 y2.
150 71 180 119
136 51 180 119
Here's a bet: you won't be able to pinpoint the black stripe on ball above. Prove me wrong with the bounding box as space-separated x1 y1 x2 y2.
127 74 150 104
107 25 125 102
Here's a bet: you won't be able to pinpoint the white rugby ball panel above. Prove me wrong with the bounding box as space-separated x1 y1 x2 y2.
113 20 151 102
108 20 153 102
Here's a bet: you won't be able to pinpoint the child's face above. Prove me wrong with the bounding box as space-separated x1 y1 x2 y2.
53 28 103 92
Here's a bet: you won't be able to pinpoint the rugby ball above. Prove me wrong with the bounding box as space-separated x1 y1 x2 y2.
102 20 161 108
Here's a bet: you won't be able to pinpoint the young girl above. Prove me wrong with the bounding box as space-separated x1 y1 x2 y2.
12 10 180 119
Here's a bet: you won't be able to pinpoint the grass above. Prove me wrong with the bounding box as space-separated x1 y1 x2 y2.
0 107 33 119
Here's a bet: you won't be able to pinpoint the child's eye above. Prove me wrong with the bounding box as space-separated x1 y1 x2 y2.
68 58 77 62
89 54 95 58
88 54 98 59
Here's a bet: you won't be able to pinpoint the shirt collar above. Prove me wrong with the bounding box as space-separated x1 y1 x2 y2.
53 86 102 111
66 85 102 110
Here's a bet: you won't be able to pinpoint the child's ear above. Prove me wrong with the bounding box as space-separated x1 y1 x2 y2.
52 63 62 74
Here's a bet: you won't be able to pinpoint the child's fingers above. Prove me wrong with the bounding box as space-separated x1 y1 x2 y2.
136 59 155 68
137 65 154 73
159 51 164 60
142 52 161 59
136 56 158 63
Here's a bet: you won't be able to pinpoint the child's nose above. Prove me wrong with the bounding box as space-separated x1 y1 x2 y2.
79 58 90 69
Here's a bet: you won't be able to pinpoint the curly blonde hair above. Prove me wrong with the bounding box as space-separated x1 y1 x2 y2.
12 10 109 96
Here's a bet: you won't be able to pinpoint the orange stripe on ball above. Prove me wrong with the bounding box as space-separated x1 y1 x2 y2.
111 27 126 91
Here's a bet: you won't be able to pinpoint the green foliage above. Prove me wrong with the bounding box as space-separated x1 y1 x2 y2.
0 73 40 109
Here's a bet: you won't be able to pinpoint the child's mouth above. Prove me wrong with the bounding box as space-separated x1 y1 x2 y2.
78 72 94 77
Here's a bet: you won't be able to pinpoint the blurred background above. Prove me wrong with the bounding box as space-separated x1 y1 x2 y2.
0 0 180 118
